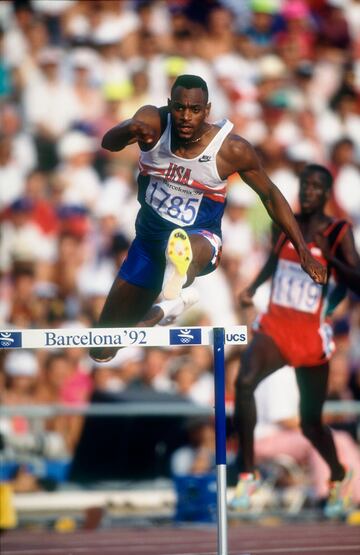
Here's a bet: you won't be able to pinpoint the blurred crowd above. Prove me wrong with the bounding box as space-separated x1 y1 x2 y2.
0 0 359 499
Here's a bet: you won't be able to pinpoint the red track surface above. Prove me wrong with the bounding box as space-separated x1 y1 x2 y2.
1 523 360 555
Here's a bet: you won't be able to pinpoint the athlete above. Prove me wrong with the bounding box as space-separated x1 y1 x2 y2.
90 74 325 362
231 164 360 517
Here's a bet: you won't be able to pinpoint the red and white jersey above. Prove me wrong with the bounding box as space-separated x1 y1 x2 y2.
136 115 233 239
257 220 349 367
269 240 326 323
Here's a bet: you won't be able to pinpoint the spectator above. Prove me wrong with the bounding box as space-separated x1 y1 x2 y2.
170 417 216 476
56 131 100 211
0 102 37 173
128 347 172 393
23 47 78 171
0 135 26 209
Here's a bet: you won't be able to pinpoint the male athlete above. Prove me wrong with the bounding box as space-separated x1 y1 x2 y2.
231 164 360 517
90 75 325 362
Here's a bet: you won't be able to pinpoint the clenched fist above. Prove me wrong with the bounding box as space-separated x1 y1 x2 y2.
130 120 157 145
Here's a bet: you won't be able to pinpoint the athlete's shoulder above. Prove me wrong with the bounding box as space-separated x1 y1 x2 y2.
323 217 349 234
219 130 259 173
133 104 162 122
134 105 169 146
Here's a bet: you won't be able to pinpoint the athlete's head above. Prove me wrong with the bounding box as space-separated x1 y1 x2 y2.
299 164 333 215
168 74 211 141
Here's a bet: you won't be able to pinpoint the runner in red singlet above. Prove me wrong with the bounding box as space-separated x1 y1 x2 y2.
231 164 360 517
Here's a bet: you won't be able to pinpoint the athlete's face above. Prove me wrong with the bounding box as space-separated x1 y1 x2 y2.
299 171 329 215
168 86 210 141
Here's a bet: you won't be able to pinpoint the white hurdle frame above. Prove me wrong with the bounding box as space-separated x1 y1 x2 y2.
0 325 247 555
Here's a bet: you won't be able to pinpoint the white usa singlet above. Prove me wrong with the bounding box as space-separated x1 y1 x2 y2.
135 114 234 240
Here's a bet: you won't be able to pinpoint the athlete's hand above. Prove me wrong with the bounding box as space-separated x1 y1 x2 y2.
238 287 255 308
314 232 332 261
130 120 156 144
300 248 327 284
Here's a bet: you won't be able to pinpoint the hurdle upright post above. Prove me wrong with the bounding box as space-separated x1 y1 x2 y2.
213 327 228 555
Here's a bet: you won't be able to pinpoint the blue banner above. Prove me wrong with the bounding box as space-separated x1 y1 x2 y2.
169 328 202 345
0 331 22 348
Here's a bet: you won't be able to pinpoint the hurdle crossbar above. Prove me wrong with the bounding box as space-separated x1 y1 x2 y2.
0 325 247 555
0 326 247 350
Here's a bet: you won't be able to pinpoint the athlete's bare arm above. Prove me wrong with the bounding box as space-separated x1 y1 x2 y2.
239 225 282 306
101 105 163 151
315 227 360 295
218 135 326 284
239 251 278 307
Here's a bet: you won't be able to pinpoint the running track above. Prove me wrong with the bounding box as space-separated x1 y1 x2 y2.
2 523 360 555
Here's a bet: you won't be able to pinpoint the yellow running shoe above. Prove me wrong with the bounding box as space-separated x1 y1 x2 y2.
162 229 193 300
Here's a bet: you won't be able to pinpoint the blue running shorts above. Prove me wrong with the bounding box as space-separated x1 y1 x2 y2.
118 230 222 290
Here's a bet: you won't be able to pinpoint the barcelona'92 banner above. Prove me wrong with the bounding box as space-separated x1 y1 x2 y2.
0 326 247 350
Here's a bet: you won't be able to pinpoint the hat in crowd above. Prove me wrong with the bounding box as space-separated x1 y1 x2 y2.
4 350 38 377
286 141 318 163
33 281 59 299
227 184 257 208
58 209 90 238
164 56 187 77
37 47 62 65
10 198 33 213
251 0 280 14
58 131 96 159
282 0 310 20
80 266 114 297
103 80 133 102
257 54 287 80
92 25 121 46
70 48 98 69
94 198 120 219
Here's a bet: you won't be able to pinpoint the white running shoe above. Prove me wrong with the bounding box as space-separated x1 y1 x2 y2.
324 467 354 519
158 287 199 326
162 229 193 300
229 471 261 511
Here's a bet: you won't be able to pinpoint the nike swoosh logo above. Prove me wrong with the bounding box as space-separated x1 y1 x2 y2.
199 155 212 162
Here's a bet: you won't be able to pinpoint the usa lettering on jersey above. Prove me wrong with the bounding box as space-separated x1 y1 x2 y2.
164 162 191 185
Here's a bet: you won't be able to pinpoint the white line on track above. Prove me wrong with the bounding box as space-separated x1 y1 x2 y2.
3 545 360 555
235 546 360 554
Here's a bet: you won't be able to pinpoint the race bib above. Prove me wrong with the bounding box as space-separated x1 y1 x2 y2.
272 259 322 313
145 176 202 226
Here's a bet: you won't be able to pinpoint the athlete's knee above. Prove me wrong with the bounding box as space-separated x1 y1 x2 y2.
235 366 257 398
89 346 118 363
235 351 261 391
300 418 323 442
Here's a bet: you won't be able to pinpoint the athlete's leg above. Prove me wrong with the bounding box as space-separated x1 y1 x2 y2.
234 333 287 473
138 287 200 327
162 229 216 299
186 233 214 284
89 277 159 362
296 363 345 482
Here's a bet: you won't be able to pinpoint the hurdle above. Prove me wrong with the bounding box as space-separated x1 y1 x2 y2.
0 325 247 555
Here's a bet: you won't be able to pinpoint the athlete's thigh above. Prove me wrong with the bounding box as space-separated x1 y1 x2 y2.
238 332 287 387
295 363 329 422
98 276 159 327
187 230 221 281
